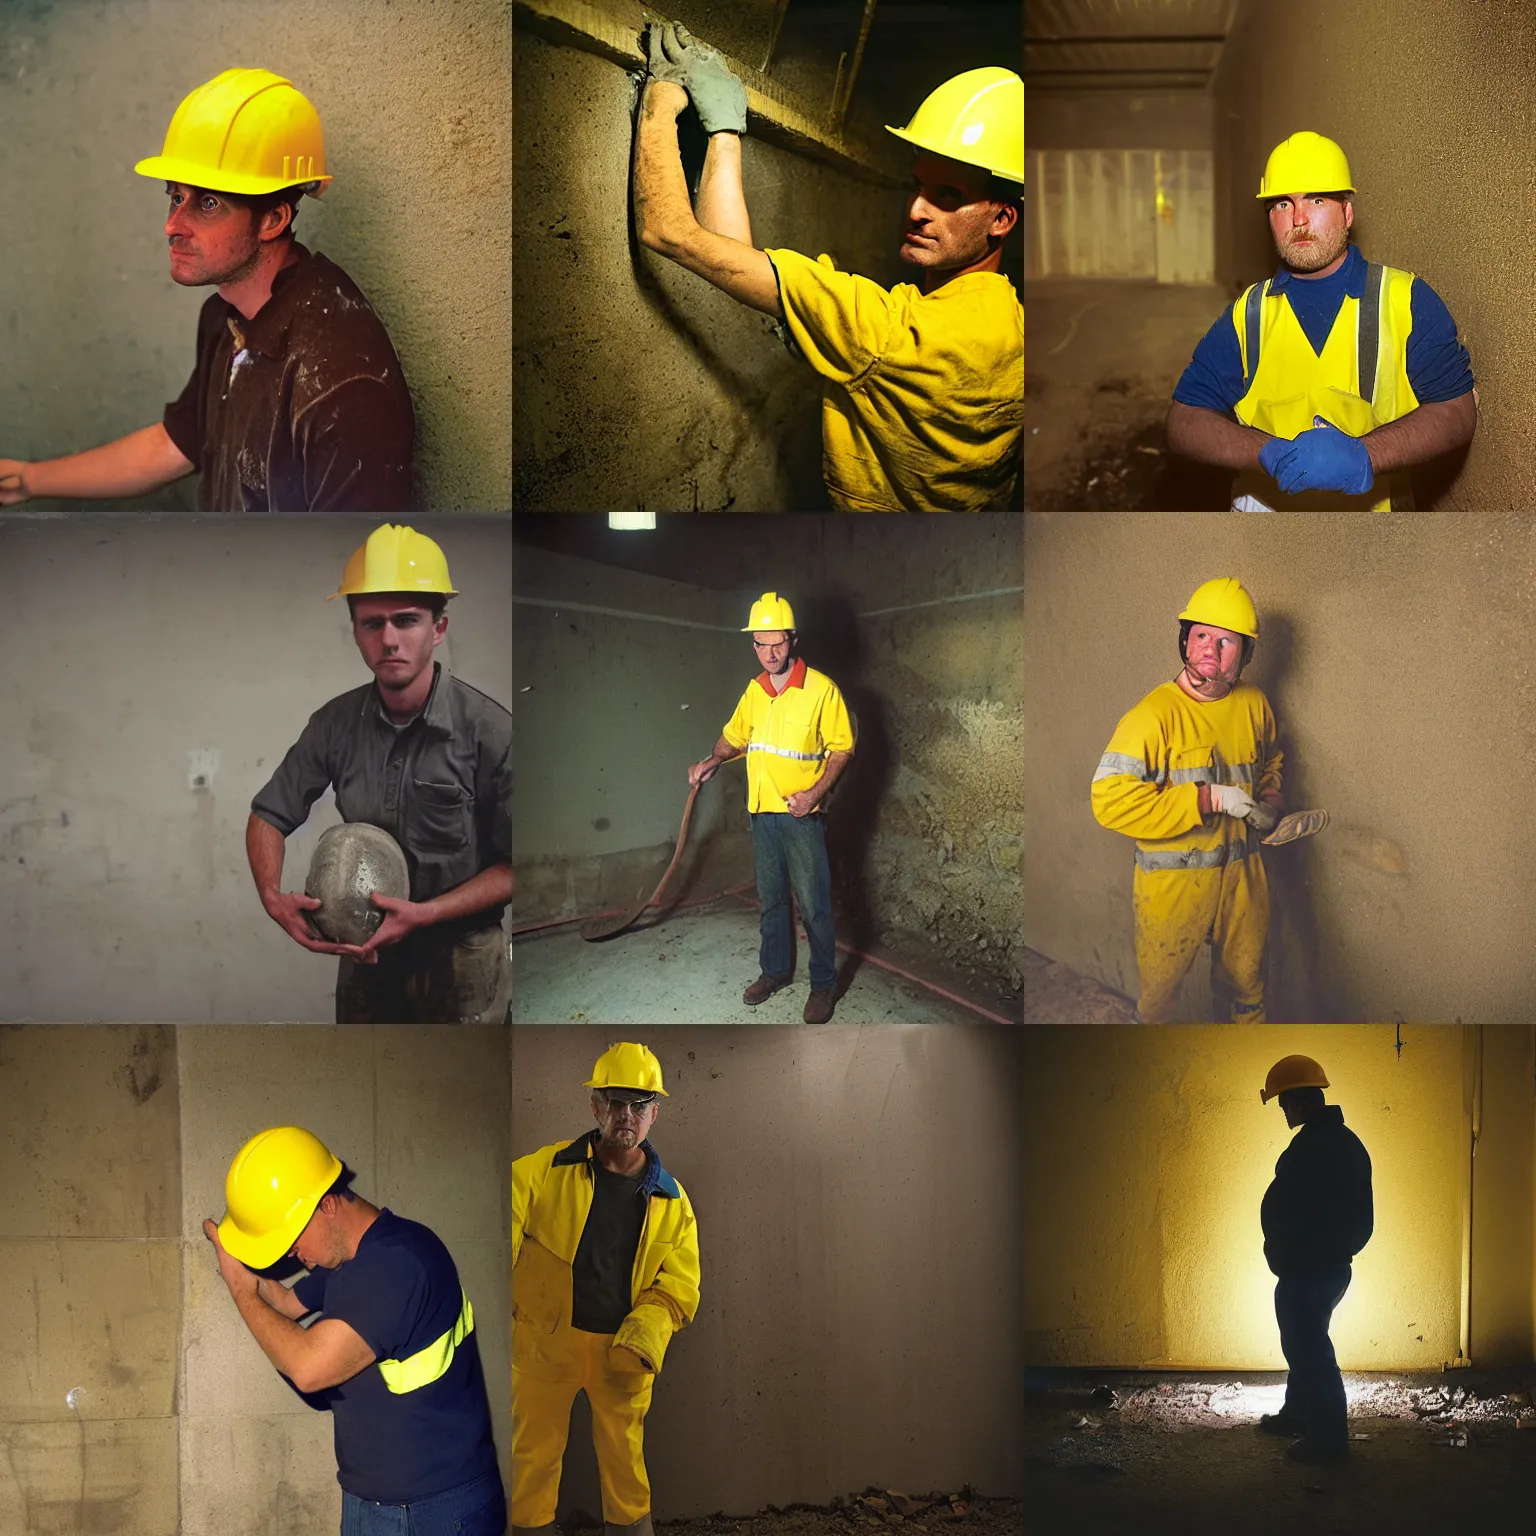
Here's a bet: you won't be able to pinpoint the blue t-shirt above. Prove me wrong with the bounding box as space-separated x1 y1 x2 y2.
290 1209 498 1502
1173 243 1474 414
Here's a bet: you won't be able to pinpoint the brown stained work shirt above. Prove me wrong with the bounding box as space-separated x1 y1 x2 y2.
250 664 512 930
162 243 414 512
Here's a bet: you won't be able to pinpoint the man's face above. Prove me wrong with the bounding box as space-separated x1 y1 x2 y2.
288 1196 348 1271
1267 193 1353 274
1184 623 1246 686
163 183 266 287
901 152 1016 273
592 1090 659 1151
352 594 447 693
753 630 793 675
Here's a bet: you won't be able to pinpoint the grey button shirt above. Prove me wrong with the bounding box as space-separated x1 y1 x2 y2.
252 664 512 927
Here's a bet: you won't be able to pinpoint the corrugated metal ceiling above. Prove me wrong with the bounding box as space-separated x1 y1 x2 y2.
1026 0 1235 90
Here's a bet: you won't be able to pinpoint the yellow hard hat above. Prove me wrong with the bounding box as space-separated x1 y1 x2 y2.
1261 1054 1330 1105
886 67 1024 185
1256 131 1353 200
134 68 331 197
742 592 796 632
585 1042 669 1097
217 1126 343 1269
329 523 458 601
1178 578 1259 640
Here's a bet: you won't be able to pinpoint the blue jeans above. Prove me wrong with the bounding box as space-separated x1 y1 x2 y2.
340 1469 506 1536
1275 1265 1352 1444
751 812 837 991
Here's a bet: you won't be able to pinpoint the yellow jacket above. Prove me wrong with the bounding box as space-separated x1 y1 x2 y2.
1091 681 1283 869
764 248 1023 511
512 1133 700 1372
722 658 856 814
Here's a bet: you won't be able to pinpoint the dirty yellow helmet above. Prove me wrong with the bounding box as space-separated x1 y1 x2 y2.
1179 578 1259 640
217 1126 343 1269
742 592 796 632
1261 1055 1330 1105
886 67 1024 185
1256 131 1353 201
586 1042 669 1097
134 68 331 197
329 524 458 601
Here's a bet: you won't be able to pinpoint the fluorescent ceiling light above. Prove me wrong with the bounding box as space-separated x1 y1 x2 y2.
609 512 656 530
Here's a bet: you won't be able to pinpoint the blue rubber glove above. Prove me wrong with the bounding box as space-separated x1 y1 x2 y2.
1263 416 1375 496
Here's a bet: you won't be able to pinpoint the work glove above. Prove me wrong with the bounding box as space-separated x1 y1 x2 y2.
646 21 748 134
1259 416 1375 496
1209 783 1257 821
1245 800 1281 835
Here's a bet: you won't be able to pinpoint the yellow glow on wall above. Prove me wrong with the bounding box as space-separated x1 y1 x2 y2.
1025 1026 1467 1370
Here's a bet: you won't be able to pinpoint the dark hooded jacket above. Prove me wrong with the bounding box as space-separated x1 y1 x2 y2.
1261 1104 1373 1277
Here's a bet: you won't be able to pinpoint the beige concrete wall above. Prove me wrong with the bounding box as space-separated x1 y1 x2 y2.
0 0 511 510
1023 511 1536 1023
0 518 511 1022
1026 90 1213 152
511 1025 1023 1515
1212 0 1536 507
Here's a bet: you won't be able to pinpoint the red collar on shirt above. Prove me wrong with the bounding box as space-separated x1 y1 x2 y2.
754 657 807 697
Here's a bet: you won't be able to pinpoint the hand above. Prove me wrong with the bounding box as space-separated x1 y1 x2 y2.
784 789 818 818
1245 800 1281 834
1209 783 1257 820
688 757 720 788
1262 416 1374 496
263 890 360 956
355 892 429 962
203 1218 258 1299
647 21 748 134
0 459 34 506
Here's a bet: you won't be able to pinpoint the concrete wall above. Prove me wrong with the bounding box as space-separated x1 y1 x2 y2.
1023 512 1536 1023
0 518 512 1022
1023 1025 1491 1371
1212 0 1536 508
511 1025 1023 1515
1025 90 1213 152
0 1025 510 1536
0 0 511 511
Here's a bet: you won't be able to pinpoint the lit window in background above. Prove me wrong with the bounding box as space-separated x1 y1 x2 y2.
608 513 656 530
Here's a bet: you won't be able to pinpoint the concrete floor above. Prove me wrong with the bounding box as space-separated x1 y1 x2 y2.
1026 279 1234 509
512 900 1005 1024
1023 947 1136 1024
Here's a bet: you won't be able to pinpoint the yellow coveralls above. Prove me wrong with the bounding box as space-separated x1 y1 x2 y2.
763 248 1023 511
1091 680 1283 1022
511 1133 701 1530
1230 262 1418 512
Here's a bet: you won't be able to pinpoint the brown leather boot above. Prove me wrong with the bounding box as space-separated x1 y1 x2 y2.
802 986 836 1024
743 972 793 1006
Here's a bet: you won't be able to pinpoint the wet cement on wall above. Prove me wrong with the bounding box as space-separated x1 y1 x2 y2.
511 1025 1023 1515
0 0 511 511
1212 0 1536 508
1024 512 1536 1023
0 518 511 1022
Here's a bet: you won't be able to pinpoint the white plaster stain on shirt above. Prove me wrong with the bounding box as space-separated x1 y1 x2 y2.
228 348 255 387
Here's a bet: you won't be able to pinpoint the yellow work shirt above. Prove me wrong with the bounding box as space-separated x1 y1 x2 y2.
764 248 1023 512
720 659 855 813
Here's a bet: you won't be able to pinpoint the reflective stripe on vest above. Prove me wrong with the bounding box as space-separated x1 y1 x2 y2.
377 1290 474 1395
746 742 824 762
1135 839 1256 872
1094 752 1258 787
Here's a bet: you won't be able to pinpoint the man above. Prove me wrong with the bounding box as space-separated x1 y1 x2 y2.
0 67 414 511
1169 130 1475 511
512 1043 701 1536
1091 579 1283 1022
247 523 512 1022
689 592 855 1023
633 24 1023 511
205 1125 503 1533
1258 1055 1374 1463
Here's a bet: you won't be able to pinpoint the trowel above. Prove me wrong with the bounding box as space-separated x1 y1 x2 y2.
580 782 703 942
1261 809 1329 846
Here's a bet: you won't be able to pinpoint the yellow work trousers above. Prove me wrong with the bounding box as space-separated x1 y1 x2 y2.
1133 854 1269 1023
512 1323 654 1527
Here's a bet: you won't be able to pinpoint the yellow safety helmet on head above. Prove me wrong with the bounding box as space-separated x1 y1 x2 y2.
586 1042 669 1097
886 67 1024 185
1261 1054 1330 1105
1256 131 1353 201
217 1126 343 1269
134 68 331 197
1179 578 1259 641
742 592 796 632
329 524 458 601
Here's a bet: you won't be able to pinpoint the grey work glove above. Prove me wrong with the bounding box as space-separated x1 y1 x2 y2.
1245 800 1280 835
646 21 747 134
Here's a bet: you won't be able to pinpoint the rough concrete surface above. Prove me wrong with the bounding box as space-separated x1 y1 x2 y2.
0 0 510 510
512 1026 1024 1517
1021 948 1135 1025
644 1497 1023 1536
1024 512 1536 1022
0 518 511 1022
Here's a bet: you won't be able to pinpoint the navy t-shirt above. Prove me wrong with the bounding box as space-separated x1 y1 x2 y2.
290 1209 498 1502
1173 243 1474 414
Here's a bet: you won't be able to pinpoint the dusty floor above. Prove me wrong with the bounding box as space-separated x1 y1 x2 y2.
1028 1373 1536 1534
565 1492 1020 1536
1026 279 1234 510
513 899 1016 1024
1022 947 1136 1024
